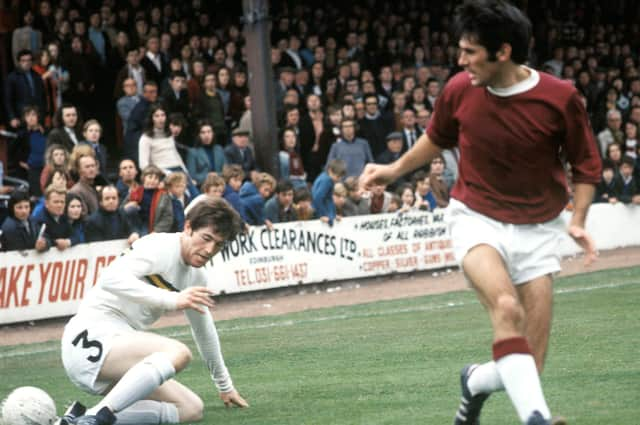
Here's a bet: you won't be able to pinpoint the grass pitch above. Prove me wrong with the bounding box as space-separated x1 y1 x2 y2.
1 266 638 424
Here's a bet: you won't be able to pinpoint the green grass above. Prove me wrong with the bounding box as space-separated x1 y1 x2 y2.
1 266 639 424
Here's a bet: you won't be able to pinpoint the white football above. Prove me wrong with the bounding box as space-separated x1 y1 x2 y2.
1 386 57 425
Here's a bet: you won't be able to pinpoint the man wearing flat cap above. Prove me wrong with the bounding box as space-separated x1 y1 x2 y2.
224 128 256 179
376 131 409 191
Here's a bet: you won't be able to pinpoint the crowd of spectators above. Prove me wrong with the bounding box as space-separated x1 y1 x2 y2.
1 0 640 252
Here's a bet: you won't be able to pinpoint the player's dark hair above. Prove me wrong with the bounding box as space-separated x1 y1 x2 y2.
454 0 532 64
186 197 244 240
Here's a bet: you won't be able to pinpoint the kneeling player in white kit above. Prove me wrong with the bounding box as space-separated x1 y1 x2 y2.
58 198 248 425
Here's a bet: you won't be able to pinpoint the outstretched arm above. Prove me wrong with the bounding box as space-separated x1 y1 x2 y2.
186 307 249 408
361 133 442 189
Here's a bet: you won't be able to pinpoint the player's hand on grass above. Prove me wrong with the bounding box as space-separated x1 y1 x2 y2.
176 286 215 313
220 389 249 408
360 163 397 191
568 225 597 266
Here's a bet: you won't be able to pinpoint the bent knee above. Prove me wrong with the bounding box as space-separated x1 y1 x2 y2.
179 395 204 422
169 341 193 372
494 294 525 325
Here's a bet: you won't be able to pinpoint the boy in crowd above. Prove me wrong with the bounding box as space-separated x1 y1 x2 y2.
332 182 348 219
222 164 246 220
312 159 347 225
342 176 370 217
265 179 297 224
185 174 226 215
153 172 189 233
368 182 393 214
293 187 315 221
124 165 165 235
617 156 640 204
239 172 276 226
412 170 437 211
594 160 618 203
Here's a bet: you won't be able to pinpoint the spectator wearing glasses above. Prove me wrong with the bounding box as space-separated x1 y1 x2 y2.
326 118 373 178
357 93 393 158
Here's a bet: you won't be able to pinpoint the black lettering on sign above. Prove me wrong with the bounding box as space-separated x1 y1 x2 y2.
72 329 103 363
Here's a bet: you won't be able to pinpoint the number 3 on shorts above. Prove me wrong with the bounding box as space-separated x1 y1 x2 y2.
71 329 103 363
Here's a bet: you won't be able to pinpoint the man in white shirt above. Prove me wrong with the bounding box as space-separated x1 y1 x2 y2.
140 36 166 86
59 198 248 425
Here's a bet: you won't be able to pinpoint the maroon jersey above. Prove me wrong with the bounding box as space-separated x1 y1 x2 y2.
427 69 601 224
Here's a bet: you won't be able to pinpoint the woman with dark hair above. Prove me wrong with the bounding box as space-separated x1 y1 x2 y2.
65 192 86 245
138 103 187 173
139 104 199 197
0 190 46 252
186 121 226 186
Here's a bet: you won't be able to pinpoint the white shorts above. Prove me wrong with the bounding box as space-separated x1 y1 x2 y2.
446 199 565 284
61 315 133 395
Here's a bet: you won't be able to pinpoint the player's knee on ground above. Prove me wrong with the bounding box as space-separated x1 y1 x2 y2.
494 294 525 328
166 341 193 372
178 393 204 422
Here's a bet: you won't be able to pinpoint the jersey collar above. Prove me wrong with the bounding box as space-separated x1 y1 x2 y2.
487 66 539 97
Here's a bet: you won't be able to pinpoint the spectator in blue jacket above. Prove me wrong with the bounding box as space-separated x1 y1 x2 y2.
16 105 47 197
265 179 297 224
312 159 347 225
222 164 246 220
239 172 276 226
0 190 46 252
187 120 226 186
412 170 437 211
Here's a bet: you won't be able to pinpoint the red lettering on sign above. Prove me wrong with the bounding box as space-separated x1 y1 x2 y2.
20 264 34 307
48 261 63 303
38 262 53 304
73 259 88 299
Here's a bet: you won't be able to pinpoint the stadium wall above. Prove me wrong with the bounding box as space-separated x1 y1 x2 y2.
0 204 638 325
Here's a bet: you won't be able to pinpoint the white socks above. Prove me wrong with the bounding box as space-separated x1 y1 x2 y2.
114 400 179 424
90 352 176 415
467 361 504 395
493 337 551 423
